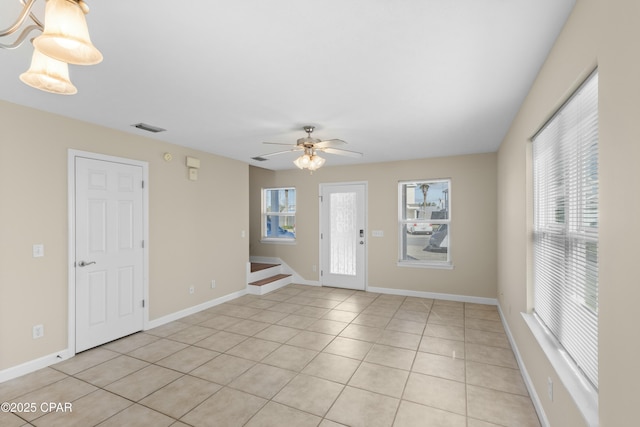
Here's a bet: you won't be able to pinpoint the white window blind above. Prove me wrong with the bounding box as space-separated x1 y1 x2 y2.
532 70 598 390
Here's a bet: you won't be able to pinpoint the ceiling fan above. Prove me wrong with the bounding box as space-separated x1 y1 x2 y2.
255 126 363 171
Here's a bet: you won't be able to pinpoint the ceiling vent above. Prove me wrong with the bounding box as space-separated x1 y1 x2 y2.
132 123 166 133
251 156 268 162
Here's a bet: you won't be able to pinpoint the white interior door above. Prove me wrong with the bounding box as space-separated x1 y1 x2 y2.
75 157 144 352
320 183 367 290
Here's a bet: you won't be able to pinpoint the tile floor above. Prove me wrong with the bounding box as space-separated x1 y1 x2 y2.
0 284 541 427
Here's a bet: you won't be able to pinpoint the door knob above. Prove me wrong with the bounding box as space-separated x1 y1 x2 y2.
78 261 96 267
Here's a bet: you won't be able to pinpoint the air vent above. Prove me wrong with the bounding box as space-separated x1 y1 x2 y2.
132 123 166 133
251 156 269 162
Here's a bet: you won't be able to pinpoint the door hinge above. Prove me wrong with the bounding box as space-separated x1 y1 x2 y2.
141 180 145 189
320 233 323 239
142 299 145 308
320 196 323 202
320 270 323 277
141 240 145 248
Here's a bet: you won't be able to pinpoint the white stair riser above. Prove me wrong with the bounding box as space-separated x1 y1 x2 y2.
247 276 292 295
248 265 282 283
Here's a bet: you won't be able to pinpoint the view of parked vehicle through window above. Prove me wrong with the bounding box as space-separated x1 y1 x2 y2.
399 180 451 266
262 187 296 241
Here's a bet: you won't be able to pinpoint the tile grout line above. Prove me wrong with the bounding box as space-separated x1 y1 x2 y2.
3 284 537 427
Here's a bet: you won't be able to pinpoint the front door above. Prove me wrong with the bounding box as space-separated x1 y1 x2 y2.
320 183 367 290
75 156 145 352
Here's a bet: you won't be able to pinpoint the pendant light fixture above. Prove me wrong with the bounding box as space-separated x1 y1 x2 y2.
0 0 102 94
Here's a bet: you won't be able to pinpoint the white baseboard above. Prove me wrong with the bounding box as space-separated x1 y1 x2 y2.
0 349 72 384
497 305 550 427
249 256 281 265
1 289 248 384
367 286 498 306
145 288 247 330
291 278 321 287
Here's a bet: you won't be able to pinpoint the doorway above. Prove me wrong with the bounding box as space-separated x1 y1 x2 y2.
320 182 367 290
69 151 148 353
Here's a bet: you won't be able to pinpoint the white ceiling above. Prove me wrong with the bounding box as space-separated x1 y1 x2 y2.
0 0 575 170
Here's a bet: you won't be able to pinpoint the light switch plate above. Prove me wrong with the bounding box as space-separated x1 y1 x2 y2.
33 244 44 258
371 230 384 237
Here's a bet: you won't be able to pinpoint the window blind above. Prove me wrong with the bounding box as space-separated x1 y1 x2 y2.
532 70 599 390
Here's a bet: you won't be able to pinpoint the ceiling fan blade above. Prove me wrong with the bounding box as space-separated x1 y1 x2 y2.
319 147 363 158
314 139 346 148
257 148 302 158
263 141 295 146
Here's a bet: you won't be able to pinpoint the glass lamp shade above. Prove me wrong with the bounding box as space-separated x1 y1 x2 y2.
308 155 326 171
293 154 312 169
19 48 77 95
33 0 103 65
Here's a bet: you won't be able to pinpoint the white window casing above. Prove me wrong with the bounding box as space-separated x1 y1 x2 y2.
532 70 599 393
398 179 452 268
261 187 296 243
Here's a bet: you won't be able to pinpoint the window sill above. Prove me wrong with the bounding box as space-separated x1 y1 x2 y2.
260 239 297 245
397 261 453 270
521 312 598 427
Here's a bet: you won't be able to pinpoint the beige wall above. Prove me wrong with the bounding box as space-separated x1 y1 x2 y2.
0 101 249 371
597 0 640 424
4 1 635 423
497 0 640 425
250 152 497 299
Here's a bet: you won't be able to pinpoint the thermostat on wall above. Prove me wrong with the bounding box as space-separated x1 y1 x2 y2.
186 156 200 168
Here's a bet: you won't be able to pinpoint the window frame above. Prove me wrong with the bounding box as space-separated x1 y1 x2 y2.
522 69 599 408
261 187 296 244
397 179 452 269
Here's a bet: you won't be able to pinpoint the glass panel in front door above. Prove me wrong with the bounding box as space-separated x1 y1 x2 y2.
329 192 357 276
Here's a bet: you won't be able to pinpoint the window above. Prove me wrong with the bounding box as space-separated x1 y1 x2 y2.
398 179 451 267
532 70 598 390
262 187 296 242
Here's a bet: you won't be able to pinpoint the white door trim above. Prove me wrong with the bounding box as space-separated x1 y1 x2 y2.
319 181 368 290
67 149 149 356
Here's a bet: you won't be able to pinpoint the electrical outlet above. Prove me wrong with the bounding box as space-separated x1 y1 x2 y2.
547 377 553 401
189 286 195 294
211 280 216 289
33 324 44 339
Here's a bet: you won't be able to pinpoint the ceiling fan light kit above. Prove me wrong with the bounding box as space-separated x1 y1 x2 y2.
293 149 326 172
19 47 77 94
259 125 362 172
1 0 102 94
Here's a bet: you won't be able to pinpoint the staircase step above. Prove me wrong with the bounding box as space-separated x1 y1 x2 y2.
249 274 291 287
251 262 280 273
